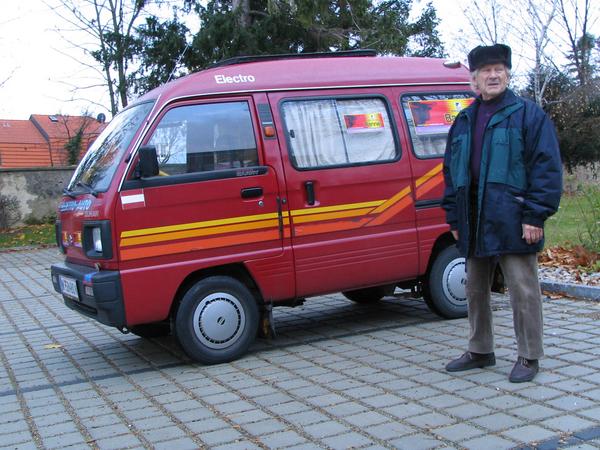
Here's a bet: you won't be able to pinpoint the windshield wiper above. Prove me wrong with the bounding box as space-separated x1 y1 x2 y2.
75 181 99 197
62 187 77 199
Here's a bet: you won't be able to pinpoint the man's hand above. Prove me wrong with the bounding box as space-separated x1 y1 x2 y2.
522 224 543 244
451 230 459 241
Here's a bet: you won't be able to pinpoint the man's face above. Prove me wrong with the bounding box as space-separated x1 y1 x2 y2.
473 63 509 100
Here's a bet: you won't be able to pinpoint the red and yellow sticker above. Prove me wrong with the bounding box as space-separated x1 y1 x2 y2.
343 112 385 133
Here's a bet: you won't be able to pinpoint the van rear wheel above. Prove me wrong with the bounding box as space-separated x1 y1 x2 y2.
175 276 259 364
423 246 467 319
342 284 395 303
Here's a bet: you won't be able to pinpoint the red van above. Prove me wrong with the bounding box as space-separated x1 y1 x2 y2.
51 50 476 364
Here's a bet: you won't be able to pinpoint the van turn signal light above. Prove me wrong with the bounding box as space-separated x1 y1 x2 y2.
263 125 276 137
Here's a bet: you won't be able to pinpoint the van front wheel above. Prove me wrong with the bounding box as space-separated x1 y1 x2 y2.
175 276 259 364
423 246 467 319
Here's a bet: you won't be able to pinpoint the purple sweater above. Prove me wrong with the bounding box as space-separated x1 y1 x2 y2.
471 92 505 184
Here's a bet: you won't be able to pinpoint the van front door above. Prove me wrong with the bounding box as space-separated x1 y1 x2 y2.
116 98 283 324
270 90 419 298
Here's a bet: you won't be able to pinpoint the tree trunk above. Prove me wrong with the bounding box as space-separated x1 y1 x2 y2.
232 0 251 27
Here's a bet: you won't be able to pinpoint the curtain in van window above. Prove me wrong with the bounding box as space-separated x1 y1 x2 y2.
282 98 396 169
337 99 395 163
282 100 344 167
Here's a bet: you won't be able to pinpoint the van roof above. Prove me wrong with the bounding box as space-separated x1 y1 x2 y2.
135 53 471 106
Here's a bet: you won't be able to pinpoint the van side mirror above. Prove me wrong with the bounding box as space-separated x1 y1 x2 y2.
136 145 159 178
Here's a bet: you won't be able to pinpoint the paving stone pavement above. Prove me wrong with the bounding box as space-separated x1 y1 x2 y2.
1 248 599 450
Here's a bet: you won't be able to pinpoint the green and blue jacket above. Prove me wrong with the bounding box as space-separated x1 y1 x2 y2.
442 89 562 257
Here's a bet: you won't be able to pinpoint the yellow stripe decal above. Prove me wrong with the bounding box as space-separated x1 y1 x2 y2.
290 200 384 217
371 186 412 214
121 218 287 247
415 163 443 188
120 211 287 238
119 167 448 258
292 207 375 224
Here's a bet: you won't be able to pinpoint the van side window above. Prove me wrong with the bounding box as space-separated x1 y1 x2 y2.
401 93 474 158
147 101 258 175
281 98 397 169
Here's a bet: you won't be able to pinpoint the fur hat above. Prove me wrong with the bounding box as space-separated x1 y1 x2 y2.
468 44 512 71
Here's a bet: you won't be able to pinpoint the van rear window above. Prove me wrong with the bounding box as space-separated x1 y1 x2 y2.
401 93 474 158
281 98 397 169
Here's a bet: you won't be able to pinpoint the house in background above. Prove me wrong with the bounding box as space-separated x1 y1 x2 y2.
0 114 107 168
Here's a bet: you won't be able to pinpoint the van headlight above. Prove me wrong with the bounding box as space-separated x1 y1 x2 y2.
83 221 113 259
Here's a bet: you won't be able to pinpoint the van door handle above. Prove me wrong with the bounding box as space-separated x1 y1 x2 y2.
305 181 315 205
241 187 263 199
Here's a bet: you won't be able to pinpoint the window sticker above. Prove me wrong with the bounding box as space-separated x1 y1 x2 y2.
343 112 385 133
408 98 474 135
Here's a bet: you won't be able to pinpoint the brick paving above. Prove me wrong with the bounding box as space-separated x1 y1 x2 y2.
1 248 599 450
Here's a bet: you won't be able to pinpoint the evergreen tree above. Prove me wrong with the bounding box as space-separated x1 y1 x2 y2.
184 0 444 71
131 16 189 95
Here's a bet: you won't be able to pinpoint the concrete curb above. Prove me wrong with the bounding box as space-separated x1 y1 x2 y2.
541 279 600 301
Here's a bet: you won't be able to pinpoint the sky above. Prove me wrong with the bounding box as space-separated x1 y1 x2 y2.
0 0 594 121
0 1 108 120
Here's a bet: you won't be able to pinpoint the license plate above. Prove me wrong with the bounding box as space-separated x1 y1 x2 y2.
60 276 79 300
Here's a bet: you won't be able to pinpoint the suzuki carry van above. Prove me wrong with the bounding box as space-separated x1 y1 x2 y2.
52 50 477 364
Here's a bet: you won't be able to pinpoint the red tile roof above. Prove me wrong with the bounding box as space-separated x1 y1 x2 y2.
0 120 47 144
29 114 106 140
0 114 107 168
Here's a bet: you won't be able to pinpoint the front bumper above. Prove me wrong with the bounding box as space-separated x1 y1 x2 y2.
51 262 126 328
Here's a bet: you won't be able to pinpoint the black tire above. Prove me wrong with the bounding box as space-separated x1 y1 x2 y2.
175 276 259 364
130 322 171 338
423 246 467 319
342 284 395 303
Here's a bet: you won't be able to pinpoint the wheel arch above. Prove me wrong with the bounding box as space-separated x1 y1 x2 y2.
423 231 457 280
169 263 264 320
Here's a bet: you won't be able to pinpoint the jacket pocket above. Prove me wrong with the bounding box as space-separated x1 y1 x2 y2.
487 128 526 190
482 185 529 253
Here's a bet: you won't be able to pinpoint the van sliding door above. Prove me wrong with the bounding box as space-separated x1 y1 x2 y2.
270 89 419 298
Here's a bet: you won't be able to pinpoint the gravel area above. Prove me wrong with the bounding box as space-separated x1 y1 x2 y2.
539 265 600 286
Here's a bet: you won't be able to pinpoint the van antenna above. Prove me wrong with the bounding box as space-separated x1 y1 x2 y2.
167 43 190 83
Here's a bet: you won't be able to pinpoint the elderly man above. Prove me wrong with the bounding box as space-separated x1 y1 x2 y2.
442 44 562 382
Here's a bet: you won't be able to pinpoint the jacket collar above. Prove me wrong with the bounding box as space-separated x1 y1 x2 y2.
461 89 522 123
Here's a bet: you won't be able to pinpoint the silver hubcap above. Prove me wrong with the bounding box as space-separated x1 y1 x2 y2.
192 293 245 349
442 257 467 306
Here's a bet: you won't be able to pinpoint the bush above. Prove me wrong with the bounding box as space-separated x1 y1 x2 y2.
576 185 600 254
24 214 57 226
0 194 21 229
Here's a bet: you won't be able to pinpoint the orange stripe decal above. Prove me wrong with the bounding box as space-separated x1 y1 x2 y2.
292 207 375 225
120 219 281 247
415 163 443 188
294 217 372 236
121 229 280 261
416 172 444 199
366 195 413 226
371 186 412 214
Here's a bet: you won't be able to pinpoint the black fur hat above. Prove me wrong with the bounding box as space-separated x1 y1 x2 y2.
468 44 512 71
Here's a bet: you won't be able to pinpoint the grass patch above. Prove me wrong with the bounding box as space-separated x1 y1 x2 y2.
545 187 600 252
545 194 584 247
0 224 56 249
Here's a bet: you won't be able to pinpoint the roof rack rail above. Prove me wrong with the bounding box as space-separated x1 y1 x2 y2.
209 49 377 69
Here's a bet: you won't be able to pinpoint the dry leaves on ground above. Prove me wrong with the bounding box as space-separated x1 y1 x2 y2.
539 245 599 269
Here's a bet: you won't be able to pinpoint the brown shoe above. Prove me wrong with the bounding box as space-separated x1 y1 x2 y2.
509 357 539 383
445 351 496 372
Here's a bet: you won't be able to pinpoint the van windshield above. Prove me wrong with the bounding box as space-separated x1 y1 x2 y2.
67 102 154 194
